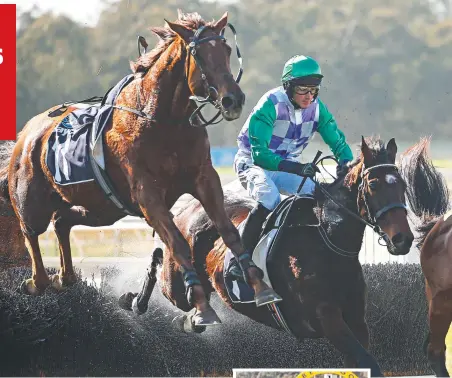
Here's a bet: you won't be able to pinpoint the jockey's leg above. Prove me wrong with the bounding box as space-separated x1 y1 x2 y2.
195 164 282 307
272 170 316 197
240 202 272 254
239 165 279 253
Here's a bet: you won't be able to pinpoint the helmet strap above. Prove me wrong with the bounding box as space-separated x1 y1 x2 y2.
284 84 300 109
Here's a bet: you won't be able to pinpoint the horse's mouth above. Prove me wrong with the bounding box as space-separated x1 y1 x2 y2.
222 107 242 121
387 236 413 256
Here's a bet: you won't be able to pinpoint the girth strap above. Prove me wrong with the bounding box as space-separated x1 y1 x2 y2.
88 142 141 217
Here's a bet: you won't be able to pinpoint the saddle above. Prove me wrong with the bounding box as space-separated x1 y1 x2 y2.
223 194 320 304
45 74 140 216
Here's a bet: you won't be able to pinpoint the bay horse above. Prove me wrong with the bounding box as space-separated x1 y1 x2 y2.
121 136 414 377
400 137 452 377
3 10 280 325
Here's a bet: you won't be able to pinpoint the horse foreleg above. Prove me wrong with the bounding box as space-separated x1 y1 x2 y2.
342 282 370 368
426 291 452 377
119 186 221 326
343 310 370 368
194 164 282 307
316 302 382 377
118 246 163 313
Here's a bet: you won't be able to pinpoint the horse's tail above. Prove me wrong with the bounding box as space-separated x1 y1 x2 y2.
0 141 15 201
400 137 450 249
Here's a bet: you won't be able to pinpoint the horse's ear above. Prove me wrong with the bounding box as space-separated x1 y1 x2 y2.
361 136 373 164
213 12 228 35
150 26 170 41
387 138 397 163
164 19 193 42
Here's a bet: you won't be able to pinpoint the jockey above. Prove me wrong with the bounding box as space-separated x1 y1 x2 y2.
234 55 354 254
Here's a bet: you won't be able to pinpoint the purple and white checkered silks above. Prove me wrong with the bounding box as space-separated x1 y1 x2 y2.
237 86 319 160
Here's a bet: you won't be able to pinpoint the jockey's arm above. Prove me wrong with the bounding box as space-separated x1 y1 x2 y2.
317 99 353 164
248 97 283 171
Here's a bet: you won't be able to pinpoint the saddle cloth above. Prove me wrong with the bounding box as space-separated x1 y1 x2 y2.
46 74 134 185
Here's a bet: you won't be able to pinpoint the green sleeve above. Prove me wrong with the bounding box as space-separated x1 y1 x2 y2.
317 99 353 163
248 97 283 170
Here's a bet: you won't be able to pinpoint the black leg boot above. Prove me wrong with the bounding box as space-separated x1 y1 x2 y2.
238 204 283 307
241 203 272 253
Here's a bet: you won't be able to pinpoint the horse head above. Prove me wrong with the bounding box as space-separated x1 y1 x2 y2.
164 11 245 122
343 136 414 255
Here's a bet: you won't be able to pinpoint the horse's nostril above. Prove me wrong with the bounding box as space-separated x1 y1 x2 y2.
221 94 235 109
239 92 245 105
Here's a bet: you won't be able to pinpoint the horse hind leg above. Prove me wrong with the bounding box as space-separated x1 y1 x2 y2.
118 246 163 314
20 231 52 295
13 189 55 294
51 206 120 290
426 292 452 377
15 198 54 294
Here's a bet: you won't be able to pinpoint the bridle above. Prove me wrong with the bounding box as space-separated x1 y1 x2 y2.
184 23 243 127
117 23 243 128
359 164 408 223
315 160 408 255
51 23 244 128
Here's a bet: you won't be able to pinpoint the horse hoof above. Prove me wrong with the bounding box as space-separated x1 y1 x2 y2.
172 314 206 334
255 288 283 307
192 308 222 327
118 292 137 311
50 274 65 291
20 279 44 296
358 356 383 377
132 296 147 315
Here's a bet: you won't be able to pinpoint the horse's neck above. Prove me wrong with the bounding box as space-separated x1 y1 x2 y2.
321 179 366 253
139 42 193 126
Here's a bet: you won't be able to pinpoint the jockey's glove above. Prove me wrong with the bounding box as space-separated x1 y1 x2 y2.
336 159 351 177
278 160 320 178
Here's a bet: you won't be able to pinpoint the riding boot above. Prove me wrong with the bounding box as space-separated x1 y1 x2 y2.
230 203 282 307
241 203 272 253
238 203 271 283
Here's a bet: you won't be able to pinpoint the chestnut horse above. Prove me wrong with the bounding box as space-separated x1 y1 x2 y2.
0 142 28 268
121 137 414 377
401 137 452 377
2 11 280 325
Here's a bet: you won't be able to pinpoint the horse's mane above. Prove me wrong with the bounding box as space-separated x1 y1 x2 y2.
130 10 214 74
342 136 388 188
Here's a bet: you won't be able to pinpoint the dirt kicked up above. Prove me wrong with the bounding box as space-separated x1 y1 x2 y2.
0 264 432 376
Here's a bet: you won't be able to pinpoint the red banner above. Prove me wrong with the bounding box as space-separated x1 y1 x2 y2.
0 4 16 140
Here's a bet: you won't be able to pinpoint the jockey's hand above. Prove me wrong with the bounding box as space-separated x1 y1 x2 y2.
336 160 351 177
299 162 320 178
278 160 320 178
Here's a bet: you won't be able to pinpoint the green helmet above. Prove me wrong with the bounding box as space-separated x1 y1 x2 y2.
281 55 323 85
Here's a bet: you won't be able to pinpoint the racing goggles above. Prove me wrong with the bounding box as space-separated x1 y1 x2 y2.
294 85 320 96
